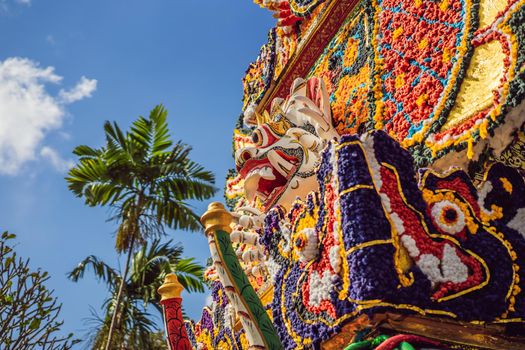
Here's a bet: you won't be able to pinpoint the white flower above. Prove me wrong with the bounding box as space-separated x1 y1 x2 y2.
390 212 405 235
508 208 525 240
265 256 282 284
296 228 319 263
430 200 466 234
308 271 334 307
361 134 382 190
417 244 468 286
329 245 342 273
400 235 420 257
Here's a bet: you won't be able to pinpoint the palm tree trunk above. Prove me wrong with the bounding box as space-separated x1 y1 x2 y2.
105 236 135 350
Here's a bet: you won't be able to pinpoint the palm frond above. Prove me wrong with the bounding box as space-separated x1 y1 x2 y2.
155 176 216 201
182 158 216 183
104 121 128 153
67 255 120 289
153 199 202 231
72 144 104 160
70 238 205 349
173 257 205 293
66 157 110 199
130 116 153 151
68 106 213 343
149 104 173 155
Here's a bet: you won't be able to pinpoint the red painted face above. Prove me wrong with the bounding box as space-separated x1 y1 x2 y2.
251 124 280 149
238 148 299 211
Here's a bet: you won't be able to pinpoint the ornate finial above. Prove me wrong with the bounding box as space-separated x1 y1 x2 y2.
200 202 233 236
157 273 184 301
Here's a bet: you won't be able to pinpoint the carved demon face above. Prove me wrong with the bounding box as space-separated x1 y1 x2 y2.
236 77 337 211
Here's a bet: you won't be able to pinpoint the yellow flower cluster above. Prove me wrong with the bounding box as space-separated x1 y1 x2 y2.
500 177 513 194
196 330 213 350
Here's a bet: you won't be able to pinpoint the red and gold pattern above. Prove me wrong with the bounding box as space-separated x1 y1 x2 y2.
426 0 525 158
161 298 192 350
244 0 525 165
202 0 525 348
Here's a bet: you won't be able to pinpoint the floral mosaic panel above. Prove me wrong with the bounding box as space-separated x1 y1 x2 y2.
259 131 525 348
307 0 525 165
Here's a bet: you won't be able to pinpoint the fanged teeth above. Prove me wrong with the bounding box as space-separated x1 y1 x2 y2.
268 150 293 177
244 166 275 202
246 166 275 180
259 166 275 180
244 172 261 202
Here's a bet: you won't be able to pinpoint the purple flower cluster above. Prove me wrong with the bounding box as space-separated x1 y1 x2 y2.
316 145 333 233
337 134 403 302
271 264 340 349
264 130 525 349
234 328 245 349
419 161 525 320
211 280 229 307
261 206 290 266
184 320 197 348
200 308 214 334
336 131 525 321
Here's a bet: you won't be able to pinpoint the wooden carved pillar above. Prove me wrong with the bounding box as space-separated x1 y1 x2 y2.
201 202 283 350
158 274 192 350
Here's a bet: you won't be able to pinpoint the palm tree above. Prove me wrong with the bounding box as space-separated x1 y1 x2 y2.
68 239 204 350
66 105 216 350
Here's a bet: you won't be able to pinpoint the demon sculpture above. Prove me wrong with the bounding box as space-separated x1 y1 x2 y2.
237 77 337 211
191 76 525 350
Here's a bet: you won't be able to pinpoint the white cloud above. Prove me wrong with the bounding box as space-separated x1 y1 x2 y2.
59 76 97 103
0 0 30 11
40 146 74 172
0 57 97 175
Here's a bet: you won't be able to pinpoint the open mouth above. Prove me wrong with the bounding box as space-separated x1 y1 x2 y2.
239 149 299 210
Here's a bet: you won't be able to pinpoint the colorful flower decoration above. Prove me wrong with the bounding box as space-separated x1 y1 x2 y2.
205 0 525 348
306 0 525 166
206 129 525 349
253 1 302 34
256 131 525 349
242 29 276 111
430 200 466 236
289 0 327 17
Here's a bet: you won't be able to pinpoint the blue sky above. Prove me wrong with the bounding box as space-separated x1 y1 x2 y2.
0 0 272 343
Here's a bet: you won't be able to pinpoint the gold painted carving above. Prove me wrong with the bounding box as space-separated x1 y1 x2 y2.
378 313 525 350
442 40 505 131
200 202 233 235
479 0 508 28
157 273 184 301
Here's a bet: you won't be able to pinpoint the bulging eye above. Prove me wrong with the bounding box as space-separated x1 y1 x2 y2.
430 200 466 235
251 126 277 148
252 129 262 146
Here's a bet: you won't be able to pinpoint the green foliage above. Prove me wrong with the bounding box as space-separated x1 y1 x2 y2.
66 105 215 349
66 104 217 252
68 239 204 350
0 232 79 350
84 306 165 350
